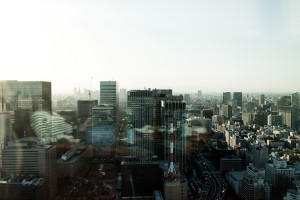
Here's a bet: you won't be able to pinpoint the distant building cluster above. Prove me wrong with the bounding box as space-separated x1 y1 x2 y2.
1 79 300 199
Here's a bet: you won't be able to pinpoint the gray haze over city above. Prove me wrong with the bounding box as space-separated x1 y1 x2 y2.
0 0 300 94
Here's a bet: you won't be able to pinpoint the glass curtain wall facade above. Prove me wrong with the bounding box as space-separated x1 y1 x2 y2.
161 99 186 172
100 81 118 106
127 90 154 157
92 106 116 156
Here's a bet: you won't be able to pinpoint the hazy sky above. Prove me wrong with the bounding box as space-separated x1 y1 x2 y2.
0 0 299 94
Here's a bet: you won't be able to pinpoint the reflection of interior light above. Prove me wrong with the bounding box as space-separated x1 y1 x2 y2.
31 111 79 144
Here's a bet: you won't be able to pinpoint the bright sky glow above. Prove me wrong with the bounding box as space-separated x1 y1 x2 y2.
0 0 299 94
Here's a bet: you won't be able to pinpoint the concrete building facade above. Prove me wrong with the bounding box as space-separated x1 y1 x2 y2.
1 138 57 200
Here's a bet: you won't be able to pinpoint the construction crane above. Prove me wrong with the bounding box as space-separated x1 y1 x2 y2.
88 77 93 100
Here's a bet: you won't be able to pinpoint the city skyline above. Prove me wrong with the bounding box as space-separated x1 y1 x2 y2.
0 1 300 94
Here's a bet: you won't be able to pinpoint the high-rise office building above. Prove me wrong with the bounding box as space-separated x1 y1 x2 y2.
278 96 292 107
233 92 243 107
100 81 118 106
127 90 154 157
91 105 116 156
240 167 272 200
197 90 202 97
252 112 268 127
0 80 52 113
202 109 213 119
223 92 231 104
242 113 254 125
77 100 98 141
2 138 57 200
259 94 265 106
152 90 173 160
100 81 118 129
222 104 232 120
119 88 127 110
200 118 212 134
292 92 300 108
267 114 283 127
153 89 173 127
183 94 191 104
252 145 269 169
278 107 298 129
161 99 186 172
77 100 98 123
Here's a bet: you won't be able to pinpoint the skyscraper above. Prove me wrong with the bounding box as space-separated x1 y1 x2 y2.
267 114 283 127
127 89 154 157
223 92 231 104
278 96 292 107
233 92 243 107
202 109 213 119
100 81 118 106
278 107 298 129
100 81 118 129
252 145 269 169
92 105 116 156
77 100 98 123
259 94 265 106
152 89 173 127
119 88 127 110
292 92 299 108
77 100 98 142
197 90 202 97
161 99 186 172
222 104 232 120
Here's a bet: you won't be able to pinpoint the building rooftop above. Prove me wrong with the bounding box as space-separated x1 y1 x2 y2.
228 171 245 184
0 175 45 187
